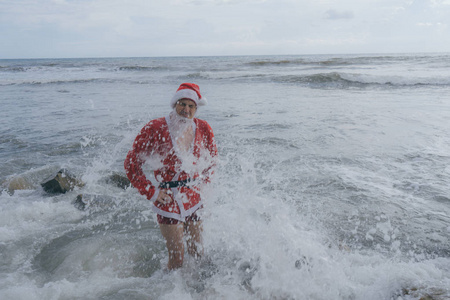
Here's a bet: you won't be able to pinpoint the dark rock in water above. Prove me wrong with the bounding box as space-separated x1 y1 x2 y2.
238 259 258 292
41 169 84 194
294 256 312 271
396 287 449 300
73 194 88 210
433 195 450 203
2 176 35 195
72 193 117 211
198 258 219 281
184 257 219 293
105 173 131 190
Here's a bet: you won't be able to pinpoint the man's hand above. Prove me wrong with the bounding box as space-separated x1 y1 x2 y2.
155 189 173 205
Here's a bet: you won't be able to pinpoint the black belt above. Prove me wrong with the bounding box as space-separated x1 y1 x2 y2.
159 178 194 189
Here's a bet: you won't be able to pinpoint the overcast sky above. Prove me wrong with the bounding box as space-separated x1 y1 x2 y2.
1 0 449 59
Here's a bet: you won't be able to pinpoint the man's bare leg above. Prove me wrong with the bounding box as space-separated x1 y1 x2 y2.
159 223 184 270
185 219 203 260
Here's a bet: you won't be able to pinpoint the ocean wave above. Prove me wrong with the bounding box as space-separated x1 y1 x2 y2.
247 58 307 66
0 78 114 86
247 57 361 67
117 66 168 72
273 72 450 88
183 72 211 80
246 54 450 68
246 57 366 67
0 66 27 72
0 61 86 72
0 61 170 74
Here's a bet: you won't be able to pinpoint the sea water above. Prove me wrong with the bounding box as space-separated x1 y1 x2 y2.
1 54 449 299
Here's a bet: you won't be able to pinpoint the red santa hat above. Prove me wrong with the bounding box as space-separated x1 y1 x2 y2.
170 83 207 108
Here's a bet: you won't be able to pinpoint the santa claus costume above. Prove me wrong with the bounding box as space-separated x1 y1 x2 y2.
124 83 217 222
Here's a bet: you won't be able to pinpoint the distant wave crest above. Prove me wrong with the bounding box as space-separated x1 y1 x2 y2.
0 78 113 86
117 66 168 71
0 66 27 72
274 72 450 88
246 54 450 67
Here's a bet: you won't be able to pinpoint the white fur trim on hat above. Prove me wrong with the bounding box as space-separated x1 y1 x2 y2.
170 88 207 108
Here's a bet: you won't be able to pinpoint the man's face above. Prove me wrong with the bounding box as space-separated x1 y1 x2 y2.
175 99 197 119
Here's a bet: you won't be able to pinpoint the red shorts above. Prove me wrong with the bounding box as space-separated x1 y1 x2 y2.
157 212 200 225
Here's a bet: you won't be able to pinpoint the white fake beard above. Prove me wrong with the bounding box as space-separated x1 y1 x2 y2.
167 108 195 151
168 109 194 134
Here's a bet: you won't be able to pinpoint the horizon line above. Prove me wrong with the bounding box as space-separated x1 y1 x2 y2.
1 51 448 61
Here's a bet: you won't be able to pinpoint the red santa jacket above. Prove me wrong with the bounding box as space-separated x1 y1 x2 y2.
124 116 217 221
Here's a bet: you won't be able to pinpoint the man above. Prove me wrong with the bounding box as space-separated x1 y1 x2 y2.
125 83 217 270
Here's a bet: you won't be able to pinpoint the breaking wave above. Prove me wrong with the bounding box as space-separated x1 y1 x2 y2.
117 66 169 72
246 53 450 67
273 72 450 88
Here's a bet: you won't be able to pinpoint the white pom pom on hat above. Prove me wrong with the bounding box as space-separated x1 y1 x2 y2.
170 83 207 108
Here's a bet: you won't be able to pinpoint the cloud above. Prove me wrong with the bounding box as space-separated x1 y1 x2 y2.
325 9 354 20
1 0 450 58
417 22 433 26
